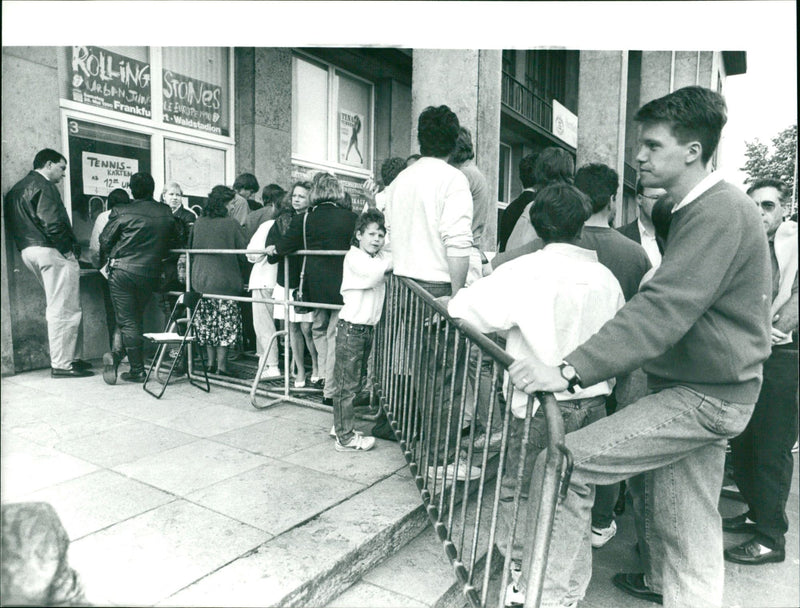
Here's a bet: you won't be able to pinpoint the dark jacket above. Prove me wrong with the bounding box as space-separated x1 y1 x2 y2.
4 171 77 255
498 189 535 252
189 216 247 296
100 198 180 278
276 201 357 305
266 209 302 289
617 219 667 256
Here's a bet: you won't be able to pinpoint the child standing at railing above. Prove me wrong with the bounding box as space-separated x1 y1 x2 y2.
331 209 393 452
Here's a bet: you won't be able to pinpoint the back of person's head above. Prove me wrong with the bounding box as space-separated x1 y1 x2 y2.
406 154 421 167
529 183 591 243
746 177 790 203
651 196 675 247
533 147 574 187
33 148 66 170
261 184 286 207
310 172 344 206
519 153 538 189
204 185 235 218
417 105 460 158
380 157 407 187
634 86 727 165
129 172 155 200
233 172 260 193
107 188 130 210
449 127 475 166
574 163 619 214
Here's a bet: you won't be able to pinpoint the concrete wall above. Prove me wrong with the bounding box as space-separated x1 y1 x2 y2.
2 47 62 372
411 49 501 251
640 51 673 103
235 48 293 190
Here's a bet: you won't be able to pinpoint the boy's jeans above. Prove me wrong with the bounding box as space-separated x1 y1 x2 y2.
520 385 754 608
332 319 373 443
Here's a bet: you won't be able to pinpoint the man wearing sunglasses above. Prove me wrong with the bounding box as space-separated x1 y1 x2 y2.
724 178 798 565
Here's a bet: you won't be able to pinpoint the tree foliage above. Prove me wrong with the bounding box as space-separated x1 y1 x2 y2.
741 124 797 190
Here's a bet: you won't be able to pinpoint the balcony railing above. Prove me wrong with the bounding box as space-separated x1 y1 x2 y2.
501 71 553 133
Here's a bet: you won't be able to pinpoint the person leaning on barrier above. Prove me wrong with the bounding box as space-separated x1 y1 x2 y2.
724 178 798 566
4 148 93 377
275 173 358 405
447 183 624 599
507 86 771 608
100 172 181 384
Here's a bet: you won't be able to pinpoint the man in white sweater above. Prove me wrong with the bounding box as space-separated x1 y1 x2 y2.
448 183 624 595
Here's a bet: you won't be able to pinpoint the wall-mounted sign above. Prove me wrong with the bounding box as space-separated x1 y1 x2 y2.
81 151 138 196
339 110 365 168
162 70 226 136
552 99 578 148
291 163 370 213
70 46 151 118
165 139 226 197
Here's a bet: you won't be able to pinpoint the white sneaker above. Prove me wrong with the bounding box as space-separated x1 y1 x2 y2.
260 365 281 380
792 440 799 454
329 425 336 438
335 433 376 452
428 454 482 482
591 520 617 548
504 581 524 607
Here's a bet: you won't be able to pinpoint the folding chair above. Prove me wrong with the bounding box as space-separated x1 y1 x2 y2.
143 291 210 399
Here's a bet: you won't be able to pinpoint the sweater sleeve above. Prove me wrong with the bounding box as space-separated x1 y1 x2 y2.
344 249 391 290
439 173 474 257
567 201 751 386
277 213 304 256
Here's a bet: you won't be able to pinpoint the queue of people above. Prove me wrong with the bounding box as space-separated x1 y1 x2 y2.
3 82 797 608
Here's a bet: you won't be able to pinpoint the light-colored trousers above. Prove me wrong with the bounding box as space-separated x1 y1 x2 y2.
252 288 279 367
312 308 340 398
20 246 83 369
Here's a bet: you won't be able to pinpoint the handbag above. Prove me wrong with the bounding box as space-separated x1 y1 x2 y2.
291 212 313 315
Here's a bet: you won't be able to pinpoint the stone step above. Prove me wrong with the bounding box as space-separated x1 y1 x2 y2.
159 469 429 607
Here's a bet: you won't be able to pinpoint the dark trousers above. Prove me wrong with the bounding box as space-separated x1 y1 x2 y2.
730 344 799 549
108 267 160 357
332 320 373 443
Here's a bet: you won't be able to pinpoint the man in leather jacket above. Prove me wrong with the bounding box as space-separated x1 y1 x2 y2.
99 172 180 383
4 149 92 378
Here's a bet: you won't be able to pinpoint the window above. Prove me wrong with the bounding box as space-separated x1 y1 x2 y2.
292 53 373 175
66 119 151 257
498 143 512 205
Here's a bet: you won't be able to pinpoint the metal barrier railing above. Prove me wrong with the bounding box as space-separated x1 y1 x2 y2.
164 248 571 608
374 274 571 608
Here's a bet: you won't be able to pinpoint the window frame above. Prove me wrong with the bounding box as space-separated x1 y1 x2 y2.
291 50 375 180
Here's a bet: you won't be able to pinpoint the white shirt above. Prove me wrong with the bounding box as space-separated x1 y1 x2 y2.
246 220 278 290
638 218 662 269
671 170 724 214
384 157 473 283
339 247 393 325
448 243 624 417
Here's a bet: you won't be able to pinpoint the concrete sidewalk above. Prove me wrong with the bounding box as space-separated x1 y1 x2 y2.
1 367 798 607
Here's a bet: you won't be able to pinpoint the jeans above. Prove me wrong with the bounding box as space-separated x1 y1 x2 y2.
312 308 340 398
20 246 83 369
108 268 160 354
730 345 799 550
252 288 279 367
521 385 754 608
464 336 505 435
332 320 374 443
496 396 606 563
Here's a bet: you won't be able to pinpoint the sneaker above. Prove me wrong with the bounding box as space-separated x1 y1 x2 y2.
260 366 281 381
335 433 376 452
591 520 617 548
294 378 306 388
792 440 799 454
329 425 337 438
504 580 524 607
428 454 482 482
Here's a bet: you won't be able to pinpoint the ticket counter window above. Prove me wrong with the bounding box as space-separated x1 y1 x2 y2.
66 119 151 264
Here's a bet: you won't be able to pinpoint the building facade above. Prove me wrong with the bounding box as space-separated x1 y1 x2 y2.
1 47 744 374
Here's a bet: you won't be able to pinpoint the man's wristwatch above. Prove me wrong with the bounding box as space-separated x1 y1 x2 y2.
558 360 581 394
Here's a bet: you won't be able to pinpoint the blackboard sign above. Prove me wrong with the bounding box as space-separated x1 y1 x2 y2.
162 70 226 136
70 46 151 118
